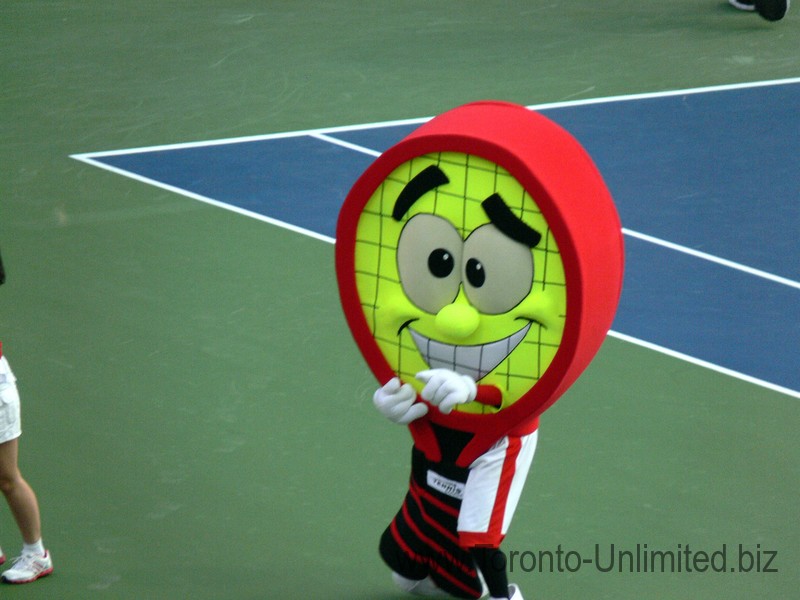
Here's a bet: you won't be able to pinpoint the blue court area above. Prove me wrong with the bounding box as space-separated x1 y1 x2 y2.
77 82 800 397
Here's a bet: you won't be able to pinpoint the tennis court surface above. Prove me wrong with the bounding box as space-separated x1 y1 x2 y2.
2 2 798 599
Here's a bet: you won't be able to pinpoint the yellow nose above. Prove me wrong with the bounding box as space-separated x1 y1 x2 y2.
435 301 480 339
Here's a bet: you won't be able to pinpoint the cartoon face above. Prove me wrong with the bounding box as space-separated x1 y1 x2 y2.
352 152 567 414
338 101 624 448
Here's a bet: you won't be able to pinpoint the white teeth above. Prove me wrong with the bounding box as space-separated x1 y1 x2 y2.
408 323 531 381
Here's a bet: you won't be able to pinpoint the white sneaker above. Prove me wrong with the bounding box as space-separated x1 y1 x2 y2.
1 551 54 584
508 584 524 600
391 570 489 598
391 572 451 597
490 583 524 600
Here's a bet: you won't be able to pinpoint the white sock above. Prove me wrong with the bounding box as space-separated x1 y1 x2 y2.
23 539 45 556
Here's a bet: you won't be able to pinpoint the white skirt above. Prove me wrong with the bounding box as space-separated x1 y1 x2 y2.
0 356 22 444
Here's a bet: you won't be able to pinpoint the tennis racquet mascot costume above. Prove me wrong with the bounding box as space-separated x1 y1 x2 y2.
335 101 624 600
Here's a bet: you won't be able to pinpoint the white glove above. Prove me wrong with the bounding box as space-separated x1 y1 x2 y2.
373 377 429 425
416 369 477 414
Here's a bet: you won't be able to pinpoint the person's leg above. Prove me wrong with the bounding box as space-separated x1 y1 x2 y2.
0 438 42 545
470 547 509 598
0 437 52 583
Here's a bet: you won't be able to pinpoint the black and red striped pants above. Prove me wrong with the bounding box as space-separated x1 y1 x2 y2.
379 446 484 599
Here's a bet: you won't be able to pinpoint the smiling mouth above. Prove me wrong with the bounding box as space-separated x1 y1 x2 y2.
407 322 532 382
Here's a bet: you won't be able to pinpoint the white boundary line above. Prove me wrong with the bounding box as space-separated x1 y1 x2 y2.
69 115 432 159
622 228 800 290
69 78 800 399
309 132 382 157
70 77 800 159
607 331 800 399
524 76 800 111
69 154 336 244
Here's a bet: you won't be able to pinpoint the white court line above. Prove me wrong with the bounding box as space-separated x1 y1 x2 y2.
70 154 336 244
70 78 800 399
622 228 800 290
607 331 800 400
70 77 800 159
524 76 800 112
309 132 382 157
69 115 431 159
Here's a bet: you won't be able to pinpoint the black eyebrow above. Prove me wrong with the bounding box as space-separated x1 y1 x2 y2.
481 194 542 247
392 165 449 221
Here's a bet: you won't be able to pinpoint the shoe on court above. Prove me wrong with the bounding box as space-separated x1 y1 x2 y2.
1 551 53 584
508 584 524 600
729 0 756 10
391 572 451 597
489 584 524 600
755 0 789 20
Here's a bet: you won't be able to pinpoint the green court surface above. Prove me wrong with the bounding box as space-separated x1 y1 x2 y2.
1 2 798 598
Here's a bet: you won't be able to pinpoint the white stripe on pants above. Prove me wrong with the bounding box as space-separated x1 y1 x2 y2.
458 429 538 543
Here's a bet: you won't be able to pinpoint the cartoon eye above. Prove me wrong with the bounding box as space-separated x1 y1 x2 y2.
462 224 533 314
465 258 486 288
428 248 456 278
397 214 464 313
